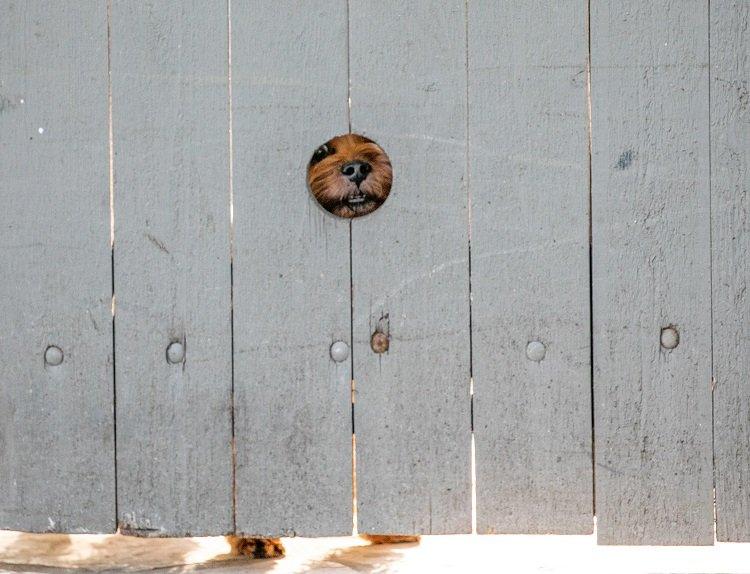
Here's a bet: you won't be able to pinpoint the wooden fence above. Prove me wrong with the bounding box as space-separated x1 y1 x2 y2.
0 0 747 546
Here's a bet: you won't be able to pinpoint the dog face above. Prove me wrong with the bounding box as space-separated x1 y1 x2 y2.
307 134 392 218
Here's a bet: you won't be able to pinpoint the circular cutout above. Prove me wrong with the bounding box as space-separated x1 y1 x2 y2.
307 133 392 218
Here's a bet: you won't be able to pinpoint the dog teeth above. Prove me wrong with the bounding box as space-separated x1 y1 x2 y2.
348 196 366 204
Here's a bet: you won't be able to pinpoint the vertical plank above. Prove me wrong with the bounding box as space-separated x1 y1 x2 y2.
0 0 115 532
591 1 713 545
711 0 750 543
111 0 233 535
469 1 593 534
350 0 471 534
232 0 352 536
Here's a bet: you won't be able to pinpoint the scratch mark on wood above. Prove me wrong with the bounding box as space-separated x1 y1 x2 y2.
145 233 169 254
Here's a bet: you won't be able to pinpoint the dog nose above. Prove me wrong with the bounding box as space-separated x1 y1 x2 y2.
341 161 371 184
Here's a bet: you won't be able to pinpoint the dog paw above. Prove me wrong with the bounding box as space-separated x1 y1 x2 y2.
227 535 285 559
360 534 421 545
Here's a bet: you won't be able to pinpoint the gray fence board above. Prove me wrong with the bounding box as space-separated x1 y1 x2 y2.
0 0 115 533
111 0 233 536
469 1 593 535
350 0 472 535
591 1 714 545
4 0 750 544
711 0 750 543
231 0 353 537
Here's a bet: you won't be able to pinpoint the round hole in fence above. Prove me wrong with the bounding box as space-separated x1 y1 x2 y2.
307 133 392 218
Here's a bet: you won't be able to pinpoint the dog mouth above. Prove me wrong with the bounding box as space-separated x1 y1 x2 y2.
346 187 369 206
347 194 367 205
337 187 380 217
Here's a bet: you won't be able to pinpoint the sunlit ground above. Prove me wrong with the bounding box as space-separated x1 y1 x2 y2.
1 529 750 573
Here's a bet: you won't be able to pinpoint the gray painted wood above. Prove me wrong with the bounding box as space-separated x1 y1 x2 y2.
350 0 472 535
0 0 115 533
591 1 714 545
231 0 352 537
469 1 593 535
711 0 750 543
111 0 233 536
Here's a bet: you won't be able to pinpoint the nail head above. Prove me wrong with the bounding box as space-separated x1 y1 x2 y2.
371 331 389 354
330 341 349 363
166 341 185 364
44 345 64 366
660 326 679 350
526 340 546 362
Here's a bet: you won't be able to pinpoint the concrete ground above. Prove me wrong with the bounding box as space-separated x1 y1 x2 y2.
1 530 750 573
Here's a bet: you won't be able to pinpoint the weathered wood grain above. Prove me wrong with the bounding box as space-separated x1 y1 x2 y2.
231 0 353 537
469 1 593 534
0 0 115 533
711 0 750 543
349 0 472 535
591 0 714 545
111 0 233 535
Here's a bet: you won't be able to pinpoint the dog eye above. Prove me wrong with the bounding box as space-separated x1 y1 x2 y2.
311 144 335 165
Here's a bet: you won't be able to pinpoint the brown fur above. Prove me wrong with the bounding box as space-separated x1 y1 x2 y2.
360 534 421 545
227 534 419 560
227 535 285 559
307 133 392 218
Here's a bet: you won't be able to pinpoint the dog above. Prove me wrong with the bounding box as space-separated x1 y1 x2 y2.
229 534 420 560
307 133 392 218
227 535 286 559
